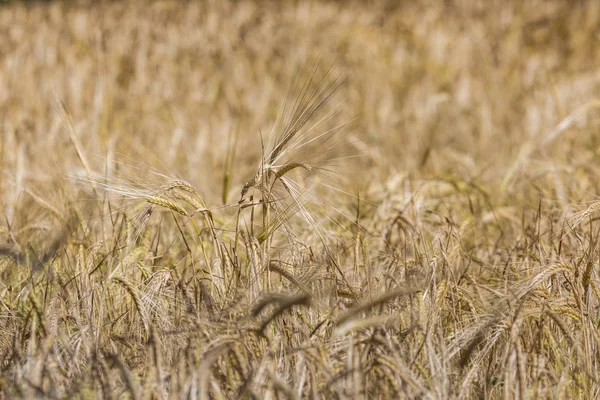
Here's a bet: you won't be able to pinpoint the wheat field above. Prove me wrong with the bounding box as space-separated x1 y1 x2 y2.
1 0 600 398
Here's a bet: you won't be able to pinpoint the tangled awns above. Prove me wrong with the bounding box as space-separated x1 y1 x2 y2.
1 0 600 398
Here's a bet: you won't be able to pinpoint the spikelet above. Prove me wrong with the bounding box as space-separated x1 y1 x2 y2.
516 263 570 300
274 162 313 180
158 179 197 195
146 196 188 216
229 343 249 379
172 190 203 210
371 366 393 399
435 280 448 309
551 305 581 322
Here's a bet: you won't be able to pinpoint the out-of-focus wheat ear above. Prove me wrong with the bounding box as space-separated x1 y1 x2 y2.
121 246 147 267
336 284 422 327
148 324 165 396
113 277 149 338
0 244 25 265
269 261 312 295
57 100 95 191
24 189 65 223
251 293 290 316
29 292 47 338
92 352 113 400
334 314 393 336
228 344 249 392
102 350 140 400
268 372 296 399
198 339 236 399
375 356 403 396
257 293 311 334
222 128 239 204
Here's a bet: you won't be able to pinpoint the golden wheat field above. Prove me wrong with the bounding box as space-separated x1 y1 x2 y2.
1 0 600 398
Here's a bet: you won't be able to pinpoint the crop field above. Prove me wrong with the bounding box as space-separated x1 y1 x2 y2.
1 0 600 398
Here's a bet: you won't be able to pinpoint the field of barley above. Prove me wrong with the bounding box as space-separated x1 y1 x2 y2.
1 0 600 398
